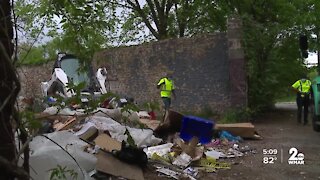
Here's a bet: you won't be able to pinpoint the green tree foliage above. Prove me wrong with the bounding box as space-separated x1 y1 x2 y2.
15 0 118 61
112 0 228 43
49 165 78 180
225 0 309 110
17 43 49 65
15 0 229 58
291 0 320 72
17 37 74 65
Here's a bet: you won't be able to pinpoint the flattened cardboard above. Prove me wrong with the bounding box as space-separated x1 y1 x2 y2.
176 137 203 161
94 134 121 152
96 151 144 180
215 123 257 138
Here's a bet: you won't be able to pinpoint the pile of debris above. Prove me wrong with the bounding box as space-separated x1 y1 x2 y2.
26 104 261 180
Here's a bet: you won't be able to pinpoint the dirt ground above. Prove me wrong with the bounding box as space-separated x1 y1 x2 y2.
144 103 320 180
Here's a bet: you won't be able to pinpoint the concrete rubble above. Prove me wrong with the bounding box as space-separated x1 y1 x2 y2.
26 101 261 180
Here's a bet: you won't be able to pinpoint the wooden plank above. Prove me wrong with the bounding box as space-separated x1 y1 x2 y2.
55 117 77 131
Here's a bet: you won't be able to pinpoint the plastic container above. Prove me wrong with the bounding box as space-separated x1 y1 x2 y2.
219 130 242 142
179 116 214 144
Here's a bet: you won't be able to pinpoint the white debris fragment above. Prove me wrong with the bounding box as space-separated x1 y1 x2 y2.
205 150 226 159
156 167 180 179
144 143 173 158
173 153 192 168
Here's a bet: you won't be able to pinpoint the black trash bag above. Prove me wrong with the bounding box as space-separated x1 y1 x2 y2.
112 141 148 168
38 120 54 134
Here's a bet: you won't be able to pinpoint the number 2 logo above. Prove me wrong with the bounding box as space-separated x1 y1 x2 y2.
289 147 298 160
289 147 304 161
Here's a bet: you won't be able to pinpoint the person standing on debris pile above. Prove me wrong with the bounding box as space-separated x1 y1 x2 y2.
291 75 312 125
157 72 176 121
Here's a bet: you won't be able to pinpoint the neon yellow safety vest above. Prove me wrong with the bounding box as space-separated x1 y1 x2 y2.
292 79 311 93
157 77 174 98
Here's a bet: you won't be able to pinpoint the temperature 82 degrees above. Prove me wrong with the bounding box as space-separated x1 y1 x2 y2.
262 148 278 164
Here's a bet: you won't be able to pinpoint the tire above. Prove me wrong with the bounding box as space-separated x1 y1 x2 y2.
48 81 64 96
312 114 320 132
44 81 65 107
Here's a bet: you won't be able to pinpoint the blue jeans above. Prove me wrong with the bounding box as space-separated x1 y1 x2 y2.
162 97 171 110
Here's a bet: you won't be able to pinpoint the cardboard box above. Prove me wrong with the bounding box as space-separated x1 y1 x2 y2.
215 123 258 138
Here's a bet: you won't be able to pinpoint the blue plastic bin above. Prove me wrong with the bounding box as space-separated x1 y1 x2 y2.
179 116 214 144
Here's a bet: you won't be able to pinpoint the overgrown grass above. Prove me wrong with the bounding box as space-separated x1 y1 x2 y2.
219 107 253 124
181 106 218 120
276 94 296 102
182 106 256 124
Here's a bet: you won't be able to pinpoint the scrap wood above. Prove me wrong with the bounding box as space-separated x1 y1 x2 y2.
53 122 64 130
35 112 70 122
54 116 81 131
36 110 91 121
53 114 88 131
35 112 88 128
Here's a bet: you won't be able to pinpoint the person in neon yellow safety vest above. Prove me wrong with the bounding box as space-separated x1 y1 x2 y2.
291 75 312 125
157 72 176 112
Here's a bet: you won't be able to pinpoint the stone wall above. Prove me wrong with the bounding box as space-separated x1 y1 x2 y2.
94 33 231 112
18 62 54 98
93 18 247 113
18 17 247 113
227 17 248 107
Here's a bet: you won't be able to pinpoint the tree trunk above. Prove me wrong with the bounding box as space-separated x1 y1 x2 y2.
0 1 20 179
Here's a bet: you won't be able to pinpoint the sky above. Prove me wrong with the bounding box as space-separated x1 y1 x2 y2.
306 52 318 67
